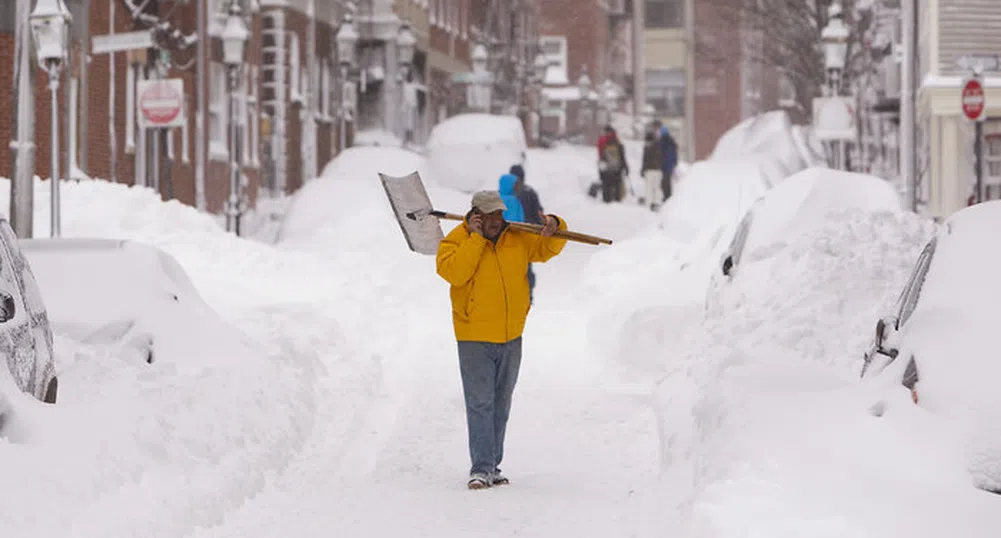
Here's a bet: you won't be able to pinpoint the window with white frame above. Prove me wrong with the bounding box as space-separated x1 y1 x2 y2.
290 33 303 103
540 36 568 85
238 66 249 166
126 63 137 152
778 72 797 108
460 0 467 39
209 62 228 159
319 60 333 121
984 120 1001 200
646 68 686 117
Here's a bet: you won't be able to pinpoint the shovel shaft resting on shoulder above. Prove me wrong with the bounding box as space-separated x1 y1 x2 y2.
428 211 612 246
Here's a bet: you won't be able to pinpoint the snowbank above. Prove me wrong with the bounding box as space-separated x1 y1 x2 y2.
710 110 825 187
0 177 346 537
277 145 430 247
22 238 238 368
650 208 967 534
426 113 527 193
737 167 902 267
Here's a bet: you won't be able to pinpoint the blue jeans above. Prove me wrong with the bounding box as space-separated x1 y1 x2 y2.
457 338 523 475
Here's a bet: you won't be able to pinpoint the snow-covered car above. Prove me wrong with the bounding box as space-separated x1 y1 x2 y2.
717 167 902 279
0 219 58 404
426 113 527 193
22 238 219 366
861 200 1001 493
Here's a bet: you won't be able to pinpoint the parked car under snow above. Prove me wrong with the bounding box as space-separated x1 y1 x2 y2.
22 238 224 367
717 167 902 279
861 201 1001 493
0 220 58 404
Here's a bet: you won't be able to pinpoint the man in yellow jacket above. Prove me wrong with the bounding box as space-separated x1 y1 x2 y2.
436 190 568 490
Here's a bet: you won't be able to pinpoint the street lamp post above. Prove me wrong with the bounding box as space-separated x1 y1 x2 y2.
29 0 72 238
577 67 593 144
470 43 490 112
396 20 417 144
336 10 359 153
821 0 850 170
532 51 548 143
221 0 249 236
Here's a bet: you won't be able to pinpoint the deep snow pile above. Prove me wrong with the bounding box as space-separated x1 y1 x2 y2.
648 209 1001 536
0 178 353 537
426 113 527 193
735 167 903 263
709 110 825 187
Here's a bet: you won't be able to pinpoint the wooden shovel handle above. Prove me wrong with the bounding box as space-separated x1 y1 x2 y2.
430 210 612 246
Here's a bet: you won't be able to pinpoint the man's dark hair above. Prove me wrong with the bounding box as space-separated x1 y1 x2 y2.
509 164 525 182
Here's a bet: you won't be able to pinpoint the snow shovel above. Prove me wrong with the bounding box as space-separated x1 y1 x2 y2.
379 171 613 255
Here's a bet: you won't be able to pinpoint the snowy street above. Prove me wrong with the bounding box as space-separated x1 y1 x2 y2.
3 115 1001 537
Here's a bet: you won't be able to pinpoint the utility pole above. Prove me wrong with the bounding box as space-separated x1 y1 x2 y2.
10 0 35 239
900 0 916 212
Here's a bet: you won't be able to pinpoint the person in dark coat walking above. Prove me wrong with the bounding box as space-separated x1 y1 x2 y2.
653 120 678 202
509 164 544 302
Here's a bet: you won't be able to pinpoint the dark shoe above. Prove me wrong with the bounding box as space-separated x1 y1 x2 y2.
468 473 491 490
490 471 509 486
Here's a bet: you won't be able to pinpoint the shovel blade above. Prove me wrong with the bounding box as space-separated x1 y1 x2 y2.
379 171 444 255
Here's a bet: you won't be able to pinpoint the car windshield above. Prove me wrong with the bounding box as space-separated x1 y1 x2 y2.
896 237 937 328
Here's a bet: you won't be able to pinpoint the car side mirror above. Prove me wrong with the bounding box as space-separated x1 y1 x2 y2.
722 255 733 276
0 292 15 323
874 317 899 358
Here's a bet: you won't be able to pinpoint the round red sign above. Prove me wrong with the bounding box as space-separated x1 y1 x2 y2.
962 78 986 121
139 81 183 126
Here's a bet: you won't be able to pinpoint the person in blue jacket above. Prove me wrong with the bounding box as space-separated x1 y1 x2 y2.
498 173 525 223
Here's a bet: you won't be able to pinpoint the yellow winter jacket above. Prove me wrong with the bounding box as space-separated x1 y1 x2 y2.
436 216 568 343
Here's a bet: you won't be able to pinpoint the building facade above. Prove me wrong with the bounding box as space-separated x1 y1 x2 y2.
0 0 491 232
537 0 631 146
914 0 1001 219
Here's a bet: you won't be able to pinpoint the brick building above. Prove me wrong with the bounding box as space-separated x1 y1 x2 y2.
0 0 484 229
536 0 616 146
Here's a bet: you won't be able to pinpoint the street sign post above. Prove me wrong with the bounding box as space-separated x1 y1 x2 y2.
956 54 1000 74
91 30 154 55
137 78 185 129
962 74 988 203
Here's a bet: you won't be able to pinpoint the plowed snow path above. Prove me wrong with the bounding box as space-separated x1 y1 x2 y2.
192 178 669 537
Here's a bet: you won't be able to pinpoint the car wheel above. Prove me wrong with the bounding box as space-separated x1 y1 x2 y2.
43 376 57 404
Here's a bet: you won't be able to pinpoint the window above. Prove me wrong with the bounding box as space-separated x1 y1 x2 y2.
209 62 228 160
896 238 936 328
126 63 137 152
290 33 303 103
539 36 568 85
645 0 684 29
318 61 333 121
248 66 259 166
645 68 685 117
68 77 79 177
984 129 1001 200
778 73 797 108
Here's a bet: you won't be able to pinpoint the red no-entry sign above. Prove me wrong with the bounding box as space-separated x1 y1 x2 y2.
962 77 986 121
137 79 185 129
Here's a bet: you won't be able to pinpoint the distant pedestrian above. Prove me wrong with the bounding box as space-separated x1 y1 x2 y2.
498 173 525 223
640 130 664 211
653 120 678 202
436 191 568 490
509 164 545 303
597 126 629 203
